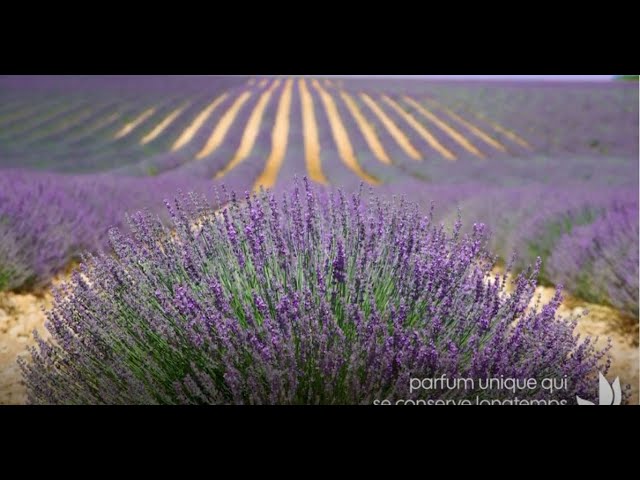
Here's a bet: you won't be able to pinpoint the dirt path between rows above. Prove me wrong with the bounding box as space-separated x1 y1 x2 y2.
1 276 637 405
312 80 380 185
253 78 294 190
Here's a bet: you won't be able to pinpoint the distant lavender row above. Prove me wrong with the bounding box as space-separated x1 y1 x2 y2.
442 184 638 315
0 75 248 96
3 77 636 182
428 85 637 158
260 177 640 317
548 203 639 316
337 80 638 158
0 169 242 291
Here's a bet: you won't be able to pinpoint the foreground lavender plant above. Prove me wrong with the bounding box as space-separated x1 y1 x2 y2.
21 180 617 404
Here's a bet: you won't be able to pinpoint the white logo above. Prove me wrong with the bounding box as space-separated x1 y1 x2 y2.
576 372 621 405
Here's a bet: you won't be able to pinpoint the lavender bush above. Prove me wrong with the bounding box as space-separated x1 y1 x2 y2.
548 202 639 317
21 180 617 405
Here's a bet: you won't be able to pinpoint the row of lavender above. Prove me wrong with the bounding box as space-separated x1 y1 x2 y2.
452 185 638 317
0 77 247 173
0 170 233 290
1 166 637 318
0 80 510 180
340 178 639 317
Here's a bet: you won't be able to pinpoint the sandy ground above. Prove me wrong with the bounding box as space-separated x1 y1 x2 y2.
1 274 637 405
171 94 229 151
141 104 188 145
114 107 156 139
0 288 52 404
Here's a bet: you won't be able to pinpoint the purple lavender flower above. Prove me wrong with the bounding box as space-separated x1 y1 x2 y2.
19 181 618 405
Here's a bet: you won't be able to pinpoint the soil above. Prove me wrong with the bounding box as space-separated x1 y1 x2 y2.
0 287 52 404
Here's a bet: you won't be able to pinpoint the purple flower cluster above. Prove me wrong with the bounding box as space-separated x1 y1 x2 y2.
20 180 616 404
548 202 639 316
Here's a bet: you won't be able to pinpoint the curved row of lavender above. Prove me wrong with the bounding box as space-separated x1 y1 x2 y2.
20 182 620 404
548 203 639 317
0 76 637 320
0 169 237 290
445 184 638 316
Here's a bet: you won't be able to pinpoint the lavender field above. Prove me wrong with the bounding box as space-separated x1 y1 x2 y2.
0 75 637 404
